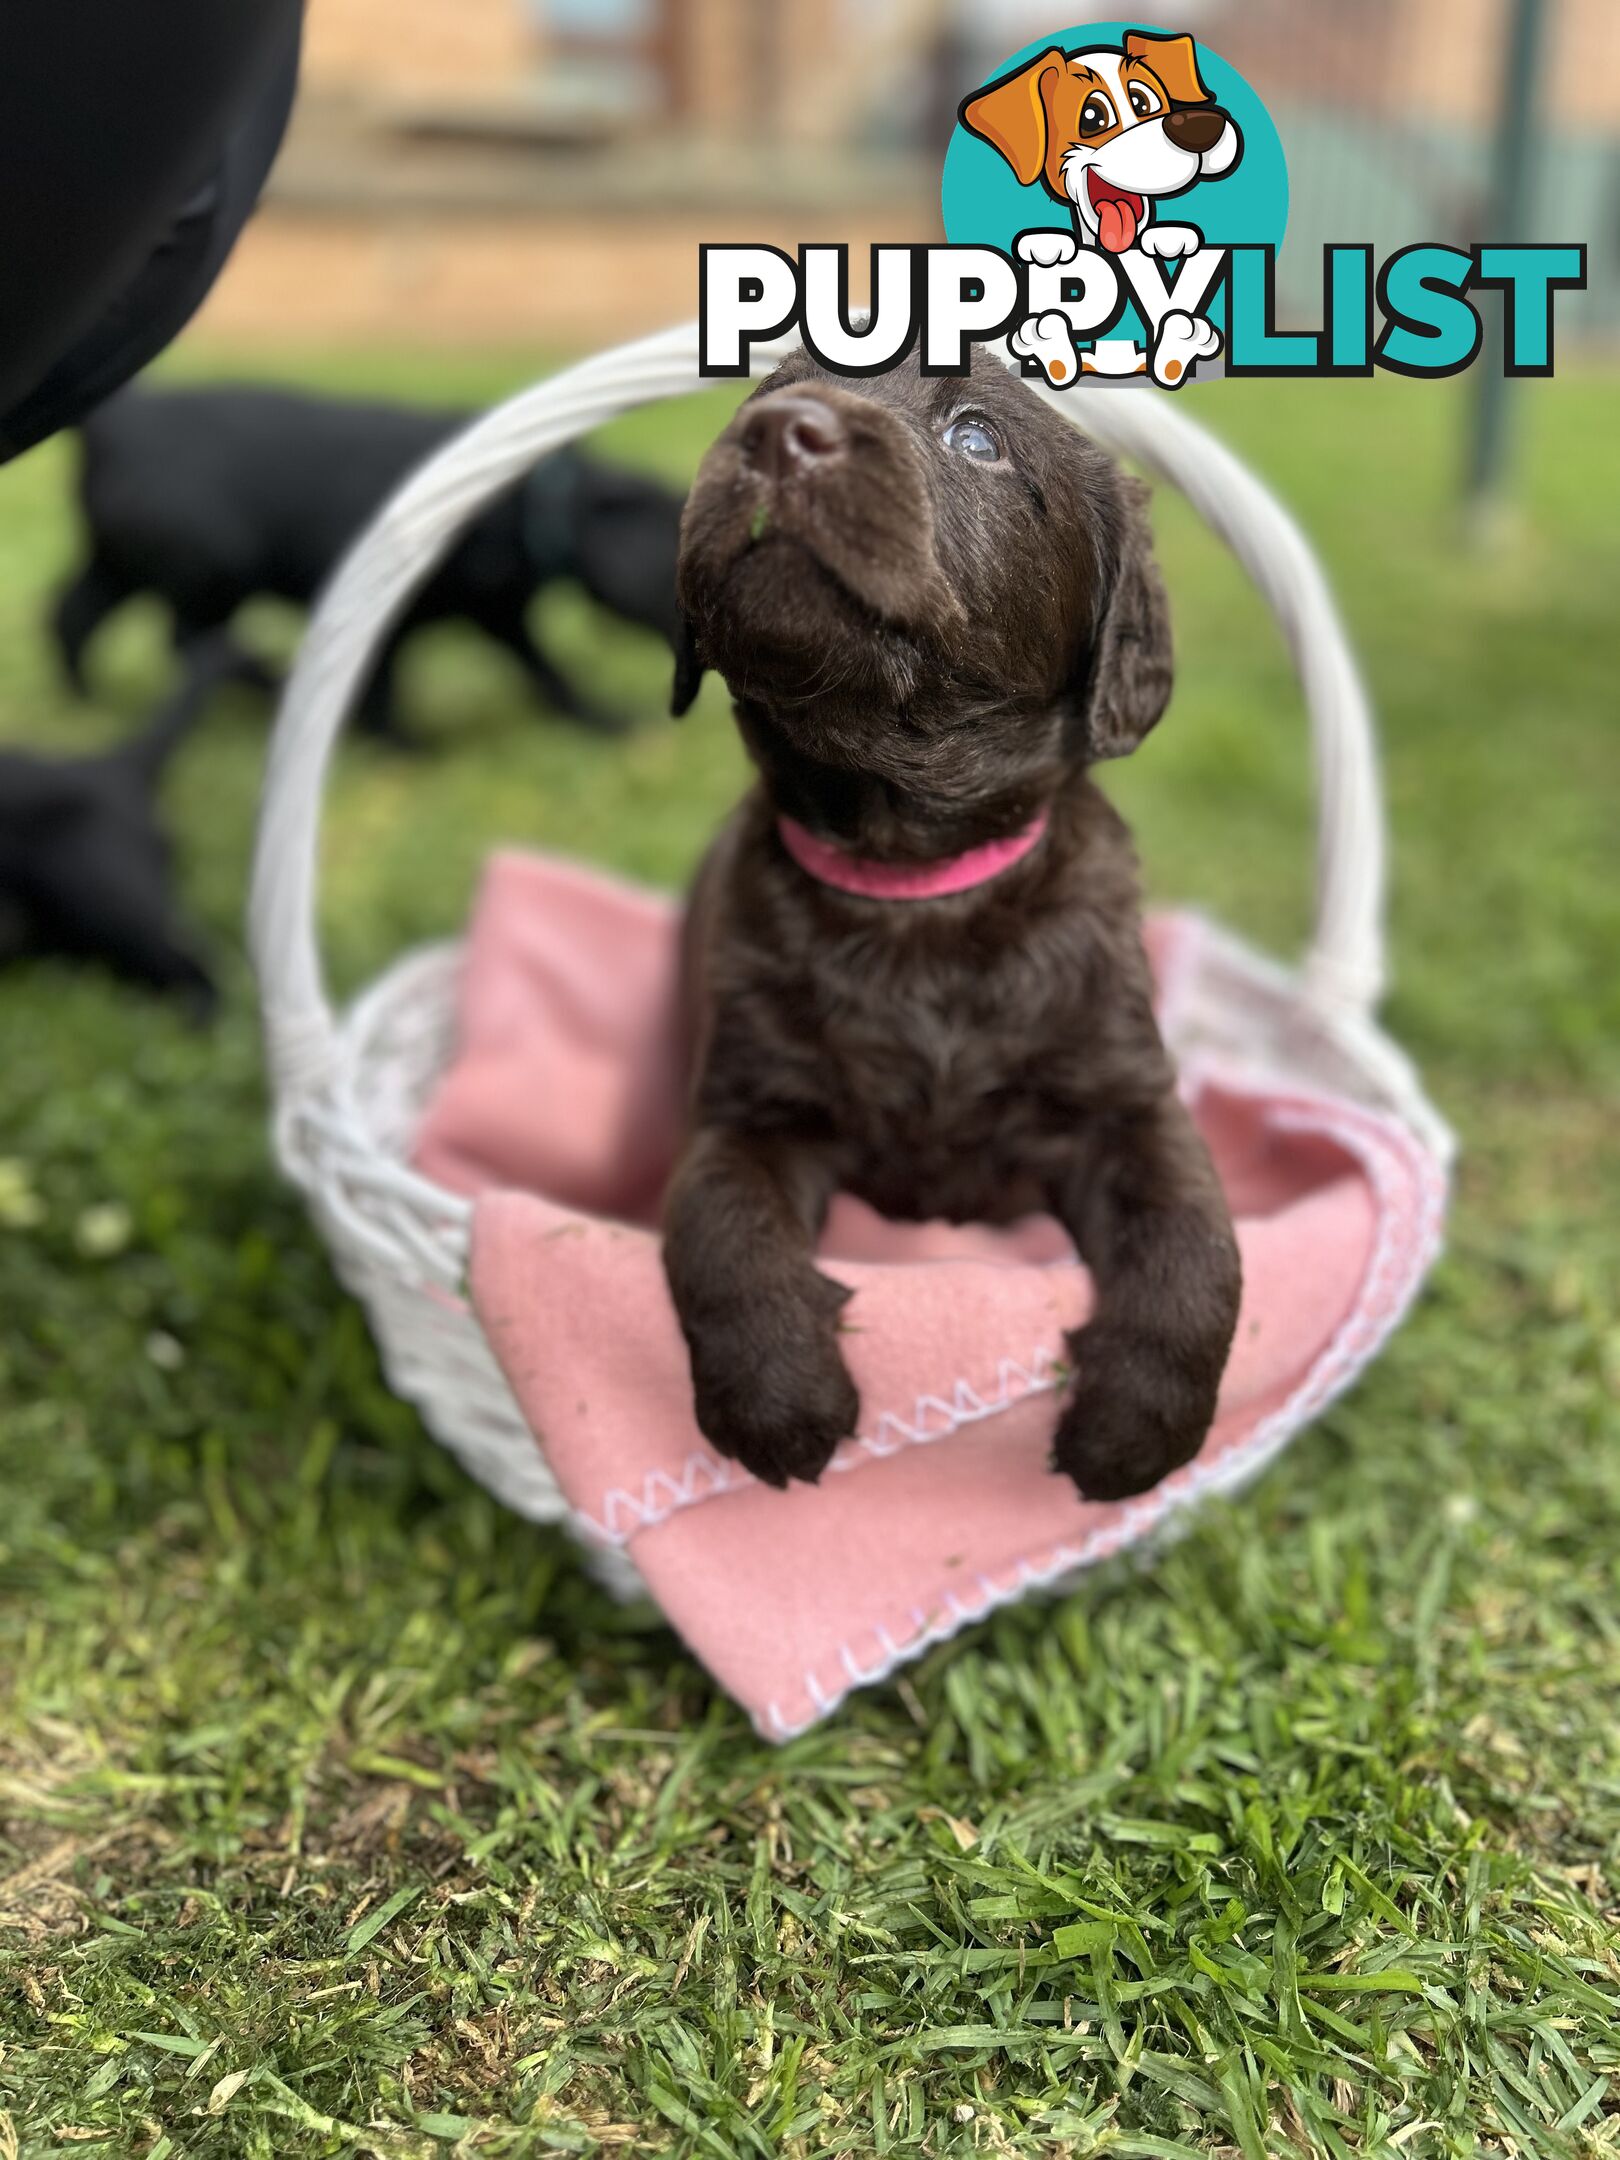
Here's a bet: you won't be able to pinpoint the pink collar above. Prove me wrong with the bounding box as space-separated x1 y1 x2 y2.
776 809 1049 901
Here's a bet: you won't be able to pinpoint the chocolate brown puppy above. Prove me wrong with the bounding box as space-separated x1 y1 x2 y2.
664 346 1240 1501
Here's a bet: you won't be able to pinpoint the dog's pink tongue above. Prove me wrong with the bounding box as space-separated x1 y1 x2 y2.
1097 195 1138 253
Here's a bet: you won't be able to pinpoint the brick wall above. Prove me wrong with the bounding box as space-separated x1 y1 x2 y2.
1206 0 1620 129
302 0 537 100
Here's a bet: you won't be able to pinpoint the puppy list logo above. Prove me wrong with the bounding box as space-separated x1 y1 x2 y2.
700 19 1585 391
952 24 1258 388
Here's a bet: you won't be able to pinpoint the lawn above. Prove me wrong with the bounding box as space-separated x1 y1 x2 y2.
0 347 1616 2160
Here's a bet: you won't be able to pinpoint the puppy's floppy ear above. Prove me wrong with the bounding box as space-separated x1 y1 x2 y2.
1075 477 1172 761
1124 30 1212 106
671 613 706 718
960 49 1064 187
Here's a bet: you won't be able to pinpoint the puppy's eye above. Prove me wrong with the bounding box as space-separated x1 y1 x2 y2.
1127 80 1163 118
942 416 1003 463
1079 91 1117 136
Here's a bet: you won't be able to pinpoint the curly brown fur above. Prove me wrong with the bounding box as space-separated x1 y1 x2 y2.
664 347 1241 1500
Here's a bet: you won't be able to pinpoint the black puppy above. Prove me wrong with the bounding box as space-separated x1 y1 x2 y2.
53 384 686 743
0 640 257 1013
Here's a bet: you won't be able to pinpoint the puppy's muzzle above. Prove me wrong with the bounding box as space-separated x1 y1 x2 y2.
679 377 963 657
741 394 847 483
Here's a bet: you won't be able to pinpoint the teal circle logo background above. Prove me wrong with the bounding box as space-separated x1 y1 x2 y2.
941 21 1288 280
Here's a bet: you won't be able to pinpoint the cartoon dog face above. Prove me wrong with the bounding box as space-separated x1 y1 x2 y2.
961 30 1241 253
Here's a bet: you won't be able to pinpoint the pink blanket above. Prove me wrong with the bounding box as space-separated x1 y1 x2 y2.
416 850 1446 1737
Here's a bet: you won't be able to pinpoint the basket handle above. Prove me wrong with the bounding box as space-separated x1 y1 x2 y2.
250 319 1386 1106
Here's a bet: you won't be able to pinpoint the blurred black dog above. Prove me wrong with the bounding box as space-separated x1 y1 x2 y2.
0 639 258 1013
52 385 686 743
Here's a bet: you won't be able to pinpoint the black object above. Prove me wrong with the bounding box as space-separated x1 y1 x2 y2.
0 0 303 462
0 640 264 1013
54 385 688 743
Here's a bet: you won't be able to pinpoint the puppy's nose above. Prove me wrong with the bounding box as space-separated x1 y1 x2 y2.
1164 106 1226 154
740 394 847 480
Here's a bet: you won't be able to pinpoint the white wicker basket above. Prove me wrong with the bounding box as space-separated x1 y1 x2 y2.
248 321 1450 1583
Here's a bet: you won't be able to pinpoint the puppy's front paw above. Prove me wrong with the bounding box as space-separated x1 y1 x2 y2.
1051 1323 1219 1502
1137 223 1203 260
686 1285 860 1489
1016 227 1080 268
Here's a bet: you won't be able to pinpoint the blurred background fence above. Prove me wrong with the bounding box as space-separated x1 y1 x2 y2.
198 0 1618 350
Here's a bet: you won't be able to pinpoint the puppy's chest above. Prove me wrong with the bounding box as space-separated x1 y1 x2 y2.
742 921 1123 1216
821 959 1033 1113
831 1026 1050 1217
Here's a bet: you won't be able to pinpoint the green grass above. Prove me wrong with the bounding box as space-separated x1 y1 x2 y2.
1 347 1617 2159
